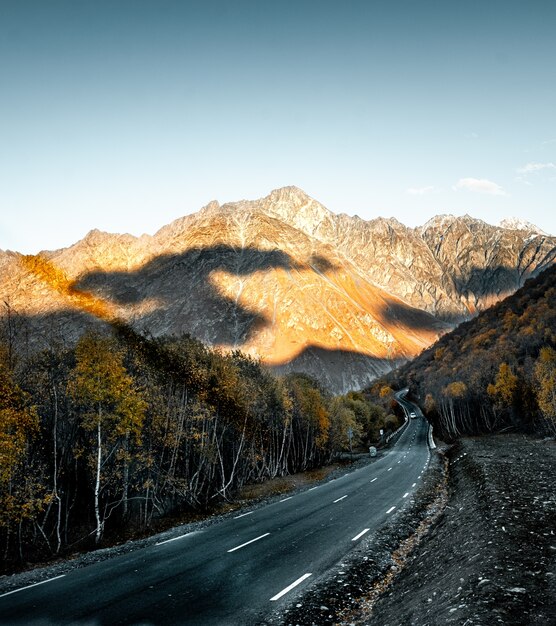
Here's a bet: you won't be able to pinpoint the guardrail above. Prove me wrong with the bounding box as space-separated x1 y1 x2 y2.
387 389 412 443
385 414 409 443
428 424 436 449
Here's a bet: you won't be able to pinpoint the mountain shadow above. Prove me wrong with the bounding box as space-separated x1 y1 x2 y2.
376 297 453 334
73 245 302 347
444 258 556 320
272 345 401 395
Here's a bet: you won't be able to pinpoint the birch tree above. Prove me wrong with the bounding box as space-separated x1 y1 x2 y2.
68 333 146 543
0 345 47 560
534 347 556 434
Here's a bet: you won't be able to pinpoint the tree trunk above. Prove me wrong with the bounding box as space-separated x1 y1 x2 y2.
94 415 103 544
122 432 129 518
52 384 62 554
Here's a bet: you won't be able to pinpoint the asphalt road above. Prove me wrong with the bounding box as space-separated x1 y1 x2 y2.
1 407 430 626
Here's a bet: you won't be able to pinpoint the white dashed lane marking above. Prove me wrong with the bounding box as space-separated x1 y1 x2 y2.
234 511 254 519
228 533 270 553
270 573 312 601
351 528 370 541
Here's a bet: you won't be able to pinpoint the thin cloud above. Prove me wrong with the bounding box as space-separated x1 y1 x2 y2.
516 162 556 174
453 177 508 196
406 185 437 195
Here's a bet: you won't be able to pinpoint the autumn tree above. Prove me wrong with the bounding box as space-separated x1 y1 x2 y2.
379 385 393 398
328 397 360 453
486 362 520 429
487 363 518 410
440 381 468 438
68 333 146 543
0 344 48 560
534 347 556 434
285 374 330 470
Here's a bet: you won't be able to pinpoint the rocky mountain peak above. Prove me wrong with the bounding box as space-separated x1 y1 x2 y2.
257 186 336 241
267 185 312 205
198 199 221 214
420 214 469 231
368 216 408 233
2 186 556 393
499 217 546 235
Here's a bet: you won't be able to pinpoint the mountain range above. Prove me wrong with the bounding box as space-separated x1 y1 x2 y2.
1 186 555 393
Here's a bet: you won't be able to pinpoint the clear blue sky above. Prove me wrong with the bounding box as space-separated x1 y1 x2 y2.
1 0 555 252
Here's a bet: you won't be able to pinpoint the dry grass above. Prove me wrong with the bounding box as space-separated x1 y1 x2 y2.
238 464 341 501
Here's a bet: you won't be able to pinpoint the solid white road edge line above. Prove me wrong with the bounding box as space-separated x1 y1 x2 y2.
270 573 312 601
280 496 293 502
352 528 370 541
386 506 396 514
0 575 66 598
227 532 270 553
308 486 318 491
333 495 348 503
234 511 254 519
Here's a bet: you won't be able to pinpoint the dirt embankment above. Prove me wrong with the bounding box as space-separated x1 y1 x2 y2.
275 434 555 626
371 434 556 625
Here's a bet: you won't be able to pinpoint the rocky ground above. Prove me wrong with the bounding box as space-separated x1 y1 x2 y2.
269 434 556 626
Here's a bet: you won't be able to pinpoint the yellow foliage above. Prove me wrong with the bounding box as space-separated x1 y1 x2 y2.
434 347 445 361
487 362 518 408
379 385 393 398
534 347 556 431
443 381 467 399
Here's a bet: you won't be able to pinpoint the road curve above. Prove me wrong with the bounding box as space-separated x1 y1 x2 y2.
1 408 430 625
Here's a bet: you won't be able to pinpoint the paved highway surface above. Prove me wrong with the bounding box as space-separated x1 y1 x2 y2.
1 399 430 625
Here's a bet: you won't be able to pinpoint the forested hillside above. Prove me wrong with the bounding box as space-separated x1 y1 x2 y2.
0 321 399 571
385 264 556 439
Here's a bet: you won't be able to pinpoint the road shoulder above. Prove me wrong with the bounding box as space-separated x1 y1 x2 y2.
267 442 448 625
275 434 556 626
369 434 556 625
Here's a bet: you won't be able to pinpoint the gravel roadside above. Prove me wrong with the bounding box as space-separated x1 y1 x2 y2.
270 434 555 626
369 434 556 625
265 440 448 626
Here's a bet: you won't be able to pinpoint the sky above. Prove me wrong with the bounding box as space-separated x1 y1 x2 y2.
1 0 555 253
